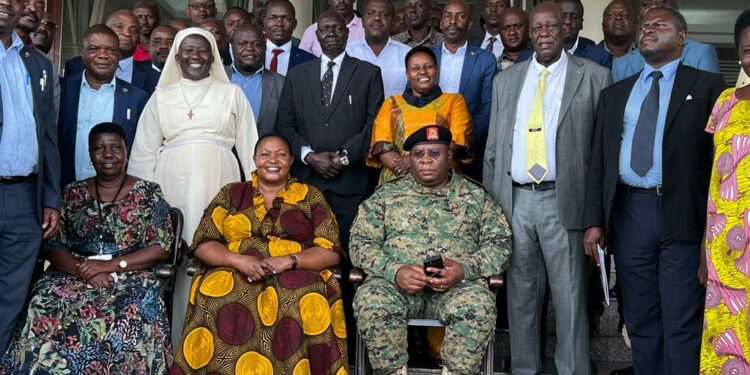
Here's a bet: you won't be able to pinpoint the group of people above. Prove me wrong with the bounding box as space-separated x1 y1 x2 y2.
0 0 748 374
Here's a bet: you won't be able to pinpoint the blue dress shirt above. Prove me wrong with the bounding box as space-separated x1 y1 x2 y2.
75 73 116 180
0 32 38 176
117 56 134 83
619 59 680 187
231 66 263 122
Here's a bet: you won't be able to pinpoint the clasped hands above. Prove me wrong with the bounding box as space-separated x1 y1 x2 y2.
305 152 345 179
76 259 116 288
395 258 464 294
233 254 293 282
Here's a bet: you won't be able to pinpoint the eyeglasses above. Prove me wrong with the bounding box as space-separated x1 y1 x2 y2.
40 20 58 30
188 2 215 10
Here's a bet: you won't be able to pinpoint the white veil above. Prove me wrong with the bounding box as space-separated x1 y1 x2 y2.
157 27 230 87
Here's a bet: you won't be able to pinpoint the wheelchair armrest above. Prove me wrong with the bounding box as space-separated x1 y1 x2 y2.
186 259 201 277
487 274 504 290
156 264 174 279
349 268 366 284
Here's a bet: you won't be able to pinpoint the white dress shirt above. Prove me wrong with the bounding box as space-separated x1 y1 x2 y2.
510 52 568 183
438 41 467 93
346 38 410 98
265 39 292 76
480 31 504 59
568 37 580 55
301 52 346 163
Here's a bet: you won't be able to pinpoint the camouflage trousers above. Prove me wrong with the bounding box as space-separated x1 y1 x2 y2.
353 277 496 375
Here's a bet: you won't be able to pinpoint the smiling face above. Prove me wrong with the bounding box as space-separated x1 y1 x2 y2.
31 12 54 53
440 0 472 45
106 11 140 57
232 26 264 74
738 26 750 77
410 143 452 189
254 136 293 186
315 12 348 58
176 34 214 80
363 0 394 41
638 8 685 65
186 0 217 26
90 132 128 179
82 32 119 83
149 26 176 69
263 1 297 46
529 3 564 66
406 51 437 95
499 8 528 52
0 0 24 37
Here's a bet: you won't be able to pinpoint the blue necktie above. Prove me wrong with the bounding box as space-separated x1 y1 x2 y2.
630 70 663 177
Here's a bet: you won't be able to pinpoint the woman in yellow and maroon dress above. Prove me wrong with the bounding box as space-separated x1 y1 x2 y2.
368 46 472 184
170 134 347 375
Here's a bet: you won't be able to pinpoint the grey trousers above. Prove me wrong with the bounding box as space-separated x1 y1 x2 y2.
507 187 589 375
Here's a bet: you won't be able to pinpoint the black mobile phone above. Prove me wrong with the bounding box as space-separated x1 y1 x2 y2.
423 255 444 277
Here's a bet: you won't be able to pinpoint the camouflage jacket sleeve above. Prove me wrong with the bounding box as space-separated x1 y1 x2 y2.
462 193 512 280
349 191 407 283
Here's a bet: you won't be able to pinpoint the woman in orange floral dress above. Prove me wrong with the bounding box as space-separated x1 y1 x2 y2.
170 134 347 374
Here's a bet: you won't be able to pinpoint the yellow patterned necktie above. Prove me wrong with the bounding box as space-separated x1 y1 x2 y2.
526 68 549 183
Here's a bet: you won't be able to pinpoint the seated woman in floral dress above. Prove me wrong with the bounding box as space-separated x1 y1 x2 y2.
170 133 347 375
1 123 174 374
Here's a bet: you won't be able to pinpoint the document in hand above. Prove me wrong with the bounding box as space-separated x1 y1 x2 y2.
597 245 610 306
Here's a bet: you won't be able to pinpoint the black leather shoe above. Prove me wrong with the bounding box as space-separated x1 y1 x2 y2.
610 365 634 375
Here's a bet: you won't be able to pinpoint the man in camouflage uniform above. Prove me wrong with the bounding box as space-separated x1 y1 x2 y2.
350 126 512 375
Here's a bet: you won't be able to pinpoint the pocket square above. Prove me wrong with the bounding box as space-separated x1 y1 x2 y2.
686 94 693 100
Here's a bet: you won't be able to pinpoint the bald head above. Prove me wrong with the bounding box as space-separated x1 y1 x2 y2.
639 0 677 16
199 18 227 47
316 10 348 58
105 10 140 58
529 2 564 66
499 7 529 52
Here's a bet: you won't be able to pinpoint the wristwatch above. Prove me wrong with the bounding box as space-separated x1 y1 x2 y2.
289 254 298 270
118 258 128 270
338 149 350 166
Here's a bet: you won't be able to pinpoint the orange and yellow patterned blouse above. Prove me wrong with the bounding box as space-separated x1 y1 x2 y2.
170 173 348 375
368 93 473 183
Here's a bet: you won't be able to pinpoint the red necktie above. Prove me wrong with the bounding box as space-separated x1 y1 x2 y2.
270 48 284 72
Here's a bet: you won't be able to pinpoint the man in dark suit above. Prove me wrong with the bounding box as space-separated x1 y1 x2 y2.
433 0 498 181
63 10 147 89
0 0 60 353
263 0 315 76
277 10 383 250
583 6 724 374
133 24 176 96
484 3 611 373
58 25 148 188
228 24 285 136
470 0 510 61
518 0 612 69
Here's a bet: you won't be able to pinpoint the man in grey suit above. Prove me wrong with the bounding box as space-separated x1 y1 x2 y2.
228 24 285 136
483 3 610 374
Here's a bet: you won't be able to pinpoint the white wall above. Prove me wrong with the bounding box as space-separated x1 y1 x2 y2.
580 0 606 43
290 0 313 39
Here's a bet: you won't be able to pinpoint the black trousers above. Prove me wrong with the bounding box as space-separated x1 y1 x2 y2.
611 189 704 375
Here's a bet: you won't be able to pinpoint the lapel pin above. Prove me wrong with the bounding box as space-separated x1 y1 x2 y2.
123 87 128 93
127 108 131 120
470 51 476 56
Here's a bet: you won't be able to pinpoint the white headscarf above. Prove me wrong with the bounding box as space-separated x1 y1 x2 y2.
157 27 229 87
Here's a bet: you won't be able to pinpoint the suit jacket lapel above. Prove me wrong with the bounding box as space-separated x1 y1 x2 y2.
608 75 638 151
664 64 697 134
326 55 355 119
20 48 43 142
308 60 324 114
259 69 275 123
459 46 479 94
113 80 128 125
557 54 584 127
504 61 531 145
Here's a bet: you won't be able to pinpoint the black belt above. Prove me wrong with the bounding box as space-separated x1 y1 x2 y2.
0 174 37 184
618 183 663 196
512 181 556 191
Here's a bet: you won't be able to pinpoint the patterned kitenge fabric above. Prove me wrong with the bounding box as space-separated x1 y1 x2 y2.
170 173 348 375
1 178 174 374
701 88 750 374
368 93 473 184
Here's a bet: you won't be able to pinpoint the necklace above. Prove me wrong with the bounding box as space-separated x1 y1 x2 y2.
94 176 128 254
179 80 212 120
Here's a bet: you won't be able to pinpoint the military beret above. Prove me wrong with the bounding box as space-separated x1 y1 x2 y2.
403 126 452 151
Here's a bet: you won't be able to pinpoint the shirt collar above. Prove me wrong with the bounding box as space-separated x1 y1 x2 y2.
568 36 580 54
405 27 436 44
81 71 117 90
4 32 25 53
532 50 568 78
321 51 346 67
348 15 363 28
232 64 264 77
118 56 134 71
641 58 680 83
267 39 292 53
483 31 499 43
152 63 161 73
442 41 468 56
